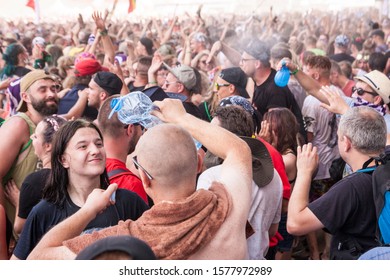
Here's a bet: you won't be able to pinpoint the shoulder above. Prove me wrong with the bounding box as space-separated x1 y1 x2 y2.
282 152 297 164
0 115 30 132
116 188 146 204
23 168 50 182
0 115 31 160
327 172 372 196
30 199 58 214
106 158 126 170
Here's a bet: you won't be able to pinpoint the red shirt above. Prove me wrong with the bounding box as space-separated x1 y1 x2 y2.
342 80 355 97
257 138 291 200
106 158 148 204
257 138 291 248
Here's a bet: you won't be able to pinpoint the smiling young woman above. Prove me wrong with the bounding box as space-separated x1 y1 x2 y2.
11 119 149 260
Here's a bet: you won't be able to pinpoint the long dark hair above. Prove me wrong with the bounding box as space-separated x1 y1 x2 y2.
263 108 299 155
43 119 109 208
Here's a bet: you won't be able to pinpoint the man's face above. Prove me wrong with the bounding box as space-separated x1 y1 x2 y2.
127 124 143 155
88 79 103 109
28 79 59 116
162 73 181 93
352 81 378 104
215 76 231 101
190 39 203 54
337 130 345 160
240 52 257 78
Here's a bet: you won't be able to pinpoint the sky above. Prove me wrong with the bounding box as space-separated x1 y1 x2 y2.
0 0 379 21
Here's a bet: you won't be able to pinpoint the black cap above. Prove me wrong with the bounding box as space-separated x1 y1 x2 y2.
219 67 249 98
93 72 123 96
75 236 157 260
369 29 385 39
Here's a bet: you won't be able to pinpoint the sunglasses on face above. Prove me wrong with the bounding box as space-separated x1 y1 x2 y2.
215 83 230 90
352 86 378 97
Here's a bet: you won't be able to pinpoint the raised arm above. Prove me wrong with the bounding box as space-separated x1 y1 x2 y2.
287 144 324 235
61 88 89 120
152 99 252 213
209 41 241 66
160 17 178 45
92 11 115 66
279 58 329 105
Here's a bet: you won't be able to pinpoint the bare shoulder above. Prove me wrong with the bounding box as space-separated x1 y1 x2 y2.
282 153 297 168
0 116 31 149
0 116 30 139
28 246 76 260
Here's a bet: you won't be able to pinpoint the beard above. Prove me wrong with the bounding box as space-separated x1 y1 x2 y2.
30 94 59 116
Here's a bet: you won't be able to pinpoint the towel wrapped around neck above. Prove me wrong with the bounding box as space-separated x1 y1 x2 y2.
64 182 232 259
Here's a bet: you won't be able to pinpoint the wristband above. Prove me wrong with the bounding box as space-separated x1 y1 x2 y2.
148 81 157 85
99 29 108 36
290 67 299 75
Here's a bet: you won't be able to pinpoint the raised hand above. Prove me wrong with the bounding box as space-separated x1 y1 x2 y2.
319 86 349 115
151 99 187 124
296 143 319 177
83 183 118 215
92 11 106 31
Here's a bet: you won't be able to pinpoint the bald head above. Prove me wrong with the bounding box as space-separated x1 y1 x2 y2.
136 124 198 186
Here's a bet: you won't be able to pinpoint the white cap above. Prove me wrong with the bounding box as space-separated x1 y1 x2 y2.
32 36 45 46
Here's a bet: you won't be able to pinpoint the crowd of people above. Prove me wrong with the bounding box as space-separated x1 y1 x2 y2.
0 5 390 260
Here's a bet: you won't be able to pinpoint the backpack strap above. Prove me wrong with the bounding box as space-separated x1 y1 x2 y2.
107 168 133 180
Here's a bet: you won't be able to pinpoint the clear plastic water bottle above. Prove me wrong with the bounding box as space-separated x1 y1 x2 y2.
109 91 162 129
109 91 202 150
274 61 290 87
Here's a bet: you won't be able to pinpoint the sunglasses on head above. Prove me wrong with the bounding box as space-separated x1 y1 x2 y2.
356 54 370 62
352 86 378 97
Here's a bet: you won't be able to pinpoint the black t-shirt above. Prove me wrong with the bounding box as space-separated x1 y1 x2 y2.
58 84 98 121
13 66 31 78
128 81 146 92
252 69 306 140
13 188 149 259
183 101 202 119
328 53 355 64
198 101 212 122
18 169 50 219
308 172 379 257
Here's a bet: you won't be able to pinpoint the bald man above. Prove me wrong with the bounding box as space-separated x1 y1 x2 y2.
28 99 252 260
